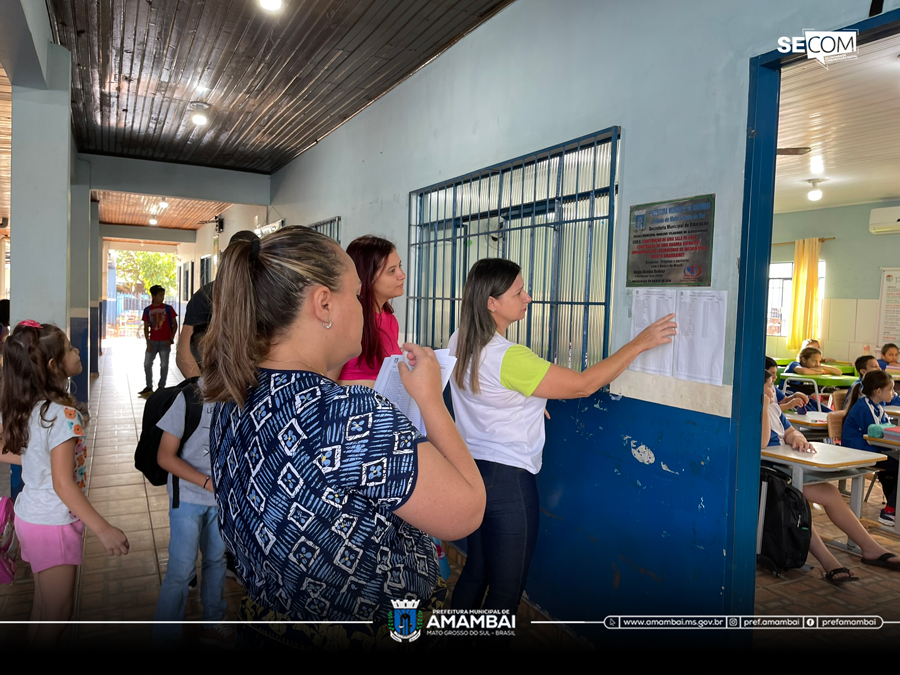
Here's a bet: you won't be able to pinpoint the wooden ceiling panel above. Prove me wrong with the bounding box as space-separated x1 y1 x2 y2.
48 0 514 174
0 63 10 226
94 190 231 230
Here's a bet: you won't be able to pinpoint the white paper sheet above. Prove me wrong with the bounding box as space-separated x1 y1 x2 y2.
629 288 676 376
373 350 457 435
672 289 727 386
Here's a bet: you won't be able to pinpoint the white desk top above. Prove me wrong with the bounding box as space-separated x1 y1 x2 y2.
884 405 900 417
763 441 886 470
785 411 830 427
865 434 900 449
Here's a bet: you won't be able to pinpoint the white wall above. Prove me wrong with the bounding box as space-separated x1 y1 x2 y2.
270 0 897 417
189 203 268 290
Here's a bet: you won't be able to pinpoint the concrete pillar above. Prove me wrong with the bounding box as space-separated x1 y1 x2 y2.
69 160 90 402
89 200 100 372
10 43 72 328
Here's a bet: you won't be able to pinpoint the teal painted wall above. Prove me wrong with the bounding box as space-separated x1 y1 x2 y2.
772 200 900 299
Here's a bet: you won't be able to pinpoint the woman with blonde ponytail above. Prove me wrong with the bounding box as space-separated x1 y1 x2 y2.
202 227 484 649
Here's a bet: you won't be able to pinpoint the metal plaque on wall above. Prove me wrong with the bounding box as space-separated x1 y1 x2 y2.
626 194 715 287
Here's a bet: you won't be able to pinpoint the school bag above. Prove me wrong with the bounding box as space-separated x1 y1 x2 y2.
0 496 18 584
757 466 811 575
134 377 202 508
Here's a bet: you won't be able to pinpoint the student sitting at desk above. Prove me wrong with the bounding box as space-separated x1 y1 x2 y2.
763 371 900 580
785 347 842 377
801 338 837 364
843 369 898 525
765 357 810 412
780 348 835 411
844 355 900 410
878 343 899 371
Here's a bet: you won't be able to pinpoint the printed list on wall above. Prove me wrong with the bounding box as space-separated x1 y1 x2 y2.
630 288 727 386
626 194 715 287
877 268 900 346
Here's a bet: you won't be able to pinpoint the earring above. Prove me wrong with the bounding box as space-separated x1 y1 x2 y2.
322 320 333 329
489 308 496 313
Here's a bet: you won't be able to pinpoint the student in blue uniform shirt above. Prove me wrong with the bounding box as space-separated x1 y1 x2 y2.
845 355 900 410
762 370 900 579
765 357 810 412
774 350 833 412
878 343 899 370
843 369 898 525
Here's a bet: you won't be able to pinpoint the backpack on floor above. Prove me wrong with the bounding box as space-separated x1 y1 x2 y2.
0 496 18 584
134 377 202 508
757 466 811 575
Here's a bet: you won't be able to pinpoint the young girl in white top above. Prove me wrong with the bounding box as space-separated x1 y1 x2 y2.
448 258 676 615
0 322 129 646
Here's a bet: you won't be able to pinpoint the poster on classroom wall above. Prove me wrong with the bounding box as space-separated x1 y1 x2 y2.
626 194 715 287
877 268 900 346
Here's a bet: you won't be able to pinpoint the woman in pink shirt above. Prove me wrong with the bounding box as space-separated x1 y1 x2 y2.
337 236 406 387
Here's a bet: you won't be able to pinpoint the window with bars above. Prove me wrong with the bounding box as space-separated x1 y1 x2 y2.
307 216 342 245
766 261 826 337
407 128 619 370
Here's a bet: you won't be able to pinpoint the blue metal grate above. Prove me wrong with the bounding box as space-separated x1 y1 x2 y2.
307 216 342 245
407 128 619 370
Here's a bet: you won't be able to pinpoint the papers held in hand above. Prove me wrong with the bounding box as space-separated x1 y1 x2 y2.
372 349 456 435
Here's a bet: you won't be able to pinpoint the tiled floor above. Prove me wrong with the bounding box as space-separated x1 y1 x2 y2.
753 470 900 651
4 336 898 655
0 337 245 648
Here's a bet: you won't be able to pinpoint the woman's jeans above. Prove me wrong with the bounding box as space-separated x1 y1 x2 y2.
153 500 227 645
451 460 539 612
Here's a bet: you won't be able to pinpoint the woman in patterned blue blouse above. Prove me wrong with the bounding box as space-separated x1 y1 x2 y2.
200 227 485 649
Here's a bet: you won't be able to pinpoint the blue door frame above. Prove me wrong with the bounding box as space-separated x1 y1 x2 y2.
727 8 900 615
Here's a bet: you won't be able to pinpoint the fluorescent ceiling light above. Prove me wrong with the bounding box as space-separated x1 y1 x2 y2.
259 0 283 11
810 156 824 175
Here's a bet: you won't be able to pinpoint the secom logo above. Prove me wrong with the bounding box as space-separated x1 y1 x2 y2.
777 29 858 69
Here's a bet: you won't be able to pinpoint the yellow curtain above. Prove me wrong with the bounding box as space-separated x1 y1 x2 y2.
786 237 821 351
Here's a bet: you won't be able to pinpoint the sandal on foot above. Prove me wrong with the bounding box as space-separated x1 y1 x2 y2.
861 552 900 571
825 567 858 584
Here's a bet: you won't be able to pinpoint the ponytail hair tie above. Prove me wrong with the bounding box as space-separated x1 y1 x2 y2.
18 320 42 329
249 237 261 263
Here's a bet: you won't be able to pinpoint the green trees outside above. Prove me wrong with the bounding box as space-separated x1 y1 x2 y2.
114 250 178 296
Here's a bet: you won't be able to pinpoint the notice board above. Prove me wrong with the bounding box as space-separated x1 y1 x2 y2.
626 194 715 287
877 268 900 346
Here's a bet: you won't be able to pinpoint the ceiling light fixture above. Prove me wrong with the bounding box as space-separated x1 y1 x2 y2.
189 101 210 126
149 218 158 225
807 179 824 202
159 199 169 209
259 0 283 11
810 156 824 175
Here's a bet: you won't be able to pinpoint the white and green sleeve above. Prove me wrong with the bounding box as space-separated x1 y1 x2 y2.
500 345 551 397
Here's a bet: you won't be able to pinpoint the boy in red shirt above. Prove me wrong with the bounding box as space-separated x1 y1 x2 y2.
139 285 178 396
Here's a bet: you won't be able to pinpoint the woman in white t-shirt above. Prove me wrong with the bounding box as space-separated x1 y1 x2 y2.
448 259 676 614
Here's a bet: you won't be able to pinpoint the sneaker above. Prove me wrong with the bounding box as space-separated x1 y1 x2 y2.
199 623 235 649
879 509 895 525
138 386 153 396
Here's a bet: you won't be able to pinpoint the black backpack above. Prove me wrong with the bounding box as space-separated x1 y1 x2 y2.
134 377 202 508
757 466 812 575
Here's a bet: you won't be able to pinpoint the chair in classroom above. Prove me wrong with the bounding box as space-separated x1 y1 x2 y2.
831 389 847 411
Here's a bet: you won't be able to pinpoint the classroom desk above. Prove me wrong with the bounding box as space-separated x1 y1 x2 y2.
777 373 858 388
831 362 856 376
760 442 886 554
784 411 830 429
885 405 900 418
863 435 900 538
775 357 793 366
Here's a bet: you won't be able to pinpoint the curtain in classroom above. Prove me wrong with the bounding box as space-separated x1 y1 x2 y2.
786 237 821 351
